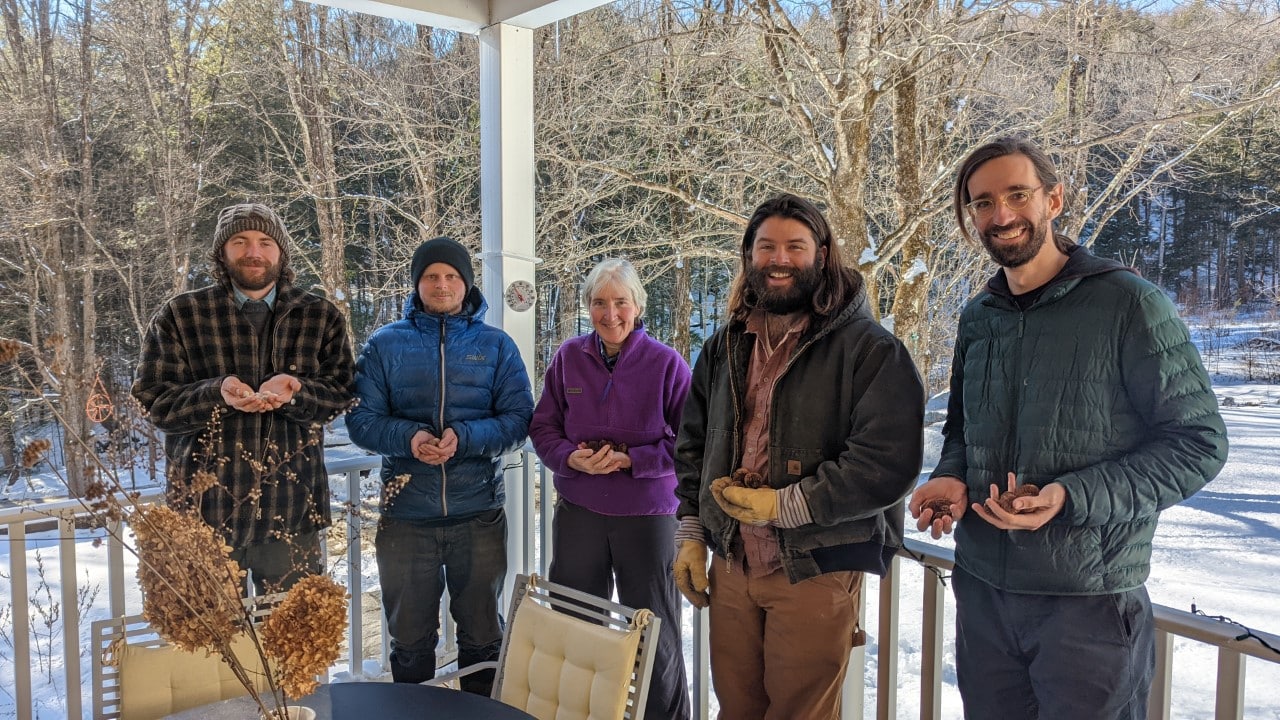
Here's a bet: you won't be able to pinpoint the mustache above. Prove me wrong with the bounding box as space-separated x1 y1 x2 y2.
985 221 1029 235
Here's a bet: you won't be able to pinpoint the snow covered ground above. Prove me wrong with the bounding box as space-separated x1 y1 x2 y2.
2 316 1278 719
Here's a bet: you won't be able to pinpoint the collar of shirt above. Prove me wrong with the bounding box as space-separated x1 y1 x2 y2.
745 309 809 357
233 285 278 310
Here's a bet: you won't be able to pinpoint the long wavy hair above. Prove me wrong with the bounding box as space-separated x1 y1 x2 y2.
727 194 863 324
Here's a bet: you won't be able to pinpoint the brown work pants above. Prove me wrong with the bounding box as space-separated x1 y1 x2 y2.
708 554 863 720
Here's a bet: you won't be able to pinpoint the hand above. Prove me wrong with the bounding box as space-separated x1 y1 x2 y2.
414 428 458 465
672 540 710 608
566 444 624 475
221 377 271 413
610 451 632 471
715 485 779 527
257 374 301 408
969 473 1066 531
908 475 968 539
410 430 438 462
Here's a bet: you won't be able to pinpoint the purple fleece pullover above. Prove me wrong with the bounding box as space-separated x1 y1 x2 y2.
530 324 692 516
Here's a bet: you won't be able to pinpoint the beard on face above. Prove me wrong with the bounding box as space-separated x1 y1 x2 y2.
980 213 1049 269
745 261 823 315
228 258 281 292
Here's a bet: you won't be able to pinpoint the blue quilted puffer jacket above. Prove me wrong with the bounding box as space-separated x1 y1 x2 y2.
348 288 533 521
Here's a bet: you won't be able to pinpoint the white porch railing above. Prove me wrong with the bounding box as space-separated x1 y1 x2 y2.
2 447 1278 719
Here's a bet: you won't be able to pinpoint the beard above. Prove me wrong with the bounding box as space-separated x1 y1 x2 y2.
228 258 281 292
745 262 823 315
980 213 1049 269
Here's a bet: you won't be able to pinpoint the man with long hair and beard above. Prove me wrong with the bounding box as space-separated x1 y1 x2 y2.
910 137 1227 719
134 203 355 595
673 194 925 718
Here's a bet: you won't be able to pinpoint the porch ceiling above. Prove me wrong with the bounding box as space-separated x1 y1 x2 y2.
305 0 615 33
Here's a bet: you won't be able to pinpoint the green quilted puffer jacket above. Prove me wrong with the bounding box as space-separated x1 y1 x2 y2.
932 248 1227 595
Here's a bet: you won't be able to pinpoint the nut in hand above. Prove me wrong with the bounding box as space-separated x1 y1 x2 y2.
922 497 954 520
730 467 765 489
996 483 1040 513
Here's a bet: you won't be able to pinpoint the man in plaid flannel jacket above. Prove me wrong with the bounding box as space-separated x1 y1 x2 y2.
133 203 355 594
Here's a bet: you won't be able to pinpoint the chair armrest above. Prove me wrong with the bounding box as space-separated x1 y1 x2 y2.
421 661 499 688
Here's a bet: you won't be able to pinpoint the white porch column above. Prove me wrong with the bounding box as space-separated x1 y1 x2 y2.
479 22 538 592
479 22 536 367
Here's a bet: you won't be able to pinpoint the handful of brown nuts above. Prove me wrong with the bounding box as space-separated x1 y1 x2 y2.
920 483 1041 521
921 497 956 520
996 483 1040 513
581 439 629 454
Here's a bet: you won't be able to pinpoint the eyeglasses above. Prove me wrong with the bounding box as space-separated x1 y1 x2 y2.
965 186 1043 220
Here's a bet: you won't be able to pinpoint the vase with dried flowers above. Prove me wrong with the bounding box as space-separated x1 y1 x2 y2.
3 336 350 720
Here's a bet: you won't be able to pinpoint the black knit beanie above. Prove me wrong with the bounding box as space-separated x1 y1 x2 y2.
410 237 474 293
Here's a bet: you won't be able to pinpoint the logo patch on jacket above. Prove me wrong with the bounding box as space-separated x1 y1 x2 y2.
786 459 802 476
566 387 582 394
464 354 487 362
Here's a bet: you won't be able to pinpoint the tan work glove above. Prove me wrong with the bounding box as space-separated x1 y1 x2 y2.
716 485 779 526
672 540 710 609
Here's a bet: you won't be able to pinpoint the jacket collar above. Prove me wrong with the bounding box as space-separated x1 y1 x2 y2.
403 285 489 327
985 245 1134 307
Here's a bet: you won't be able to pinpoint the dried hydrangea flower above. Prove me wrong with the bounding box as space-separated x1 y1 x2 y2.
21 439 52 468
132 505 245 653
260 574 348 698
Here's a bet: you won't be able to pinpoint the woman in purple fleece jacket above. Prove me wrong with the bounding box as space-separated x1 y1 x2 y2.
530 258 692 720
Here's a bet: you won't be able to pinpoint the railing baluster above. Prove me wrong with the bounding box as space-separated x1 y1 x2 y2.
346 467 363 677
59 513 82 719
1215 647 1246 720
1149 628 1173 720
108 518 125 617
693 606 710 720
921 563 944 720
9 520 32 720
878 556 901 720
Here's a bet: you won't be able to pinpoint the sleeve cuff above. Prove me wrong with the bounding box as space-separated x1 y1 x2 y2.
774 484 812 529
674 515 705 545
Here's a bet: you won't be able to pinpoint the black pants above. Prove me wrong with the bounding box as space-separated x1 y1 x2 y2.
953 566 1155 720
548 498 692 720
229 529 322 596
375 511 507 695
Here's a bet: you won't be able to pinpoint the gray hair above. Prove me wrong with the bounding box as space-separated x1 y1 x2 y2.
582 258 647 317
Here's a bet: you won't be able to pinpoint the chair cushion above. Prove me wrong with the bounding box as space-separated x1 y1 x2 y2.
119 633 272 720
499 598 641 720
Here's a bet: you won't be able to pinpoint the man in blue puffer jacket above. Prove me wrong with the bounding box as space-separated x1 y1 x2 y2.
348 237 533 694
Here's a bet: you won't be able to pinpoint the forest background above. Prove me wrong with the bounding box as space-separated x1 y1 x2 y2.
2 0 1278 496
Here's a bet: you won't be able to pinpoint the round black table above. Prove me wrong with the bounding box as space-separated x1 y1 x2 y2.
163 681 535 719
331 681 536 719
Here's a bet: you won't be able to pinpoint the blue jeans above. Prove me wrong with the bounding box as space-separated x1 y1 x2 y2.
953 566 1155 720
375 510 507 694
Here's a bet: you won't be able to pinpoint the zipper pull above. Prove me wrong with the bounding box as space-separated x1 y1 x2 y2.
725 550 735 574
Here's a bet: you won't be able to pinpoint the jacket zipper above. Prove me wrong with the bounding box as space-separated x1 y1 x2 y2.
1004 306 1028 584
723 331 744 573
438 314 448 517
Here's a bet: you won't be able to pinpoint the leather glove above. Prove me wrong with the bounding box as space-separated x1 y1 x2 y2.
716 486 779 526
672 540 710 609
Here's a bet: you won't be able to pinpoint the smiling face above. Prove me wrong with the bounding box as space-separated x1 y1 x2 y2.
590 280 638 352
966 153 1064 269
222 230 282 295
417 262 467 315
745 216 826 314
